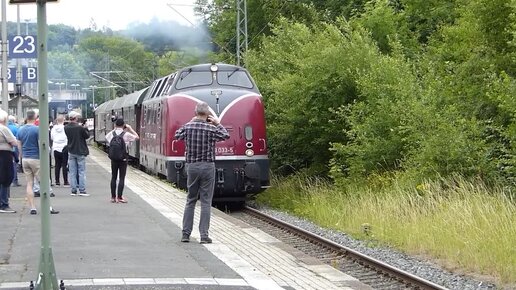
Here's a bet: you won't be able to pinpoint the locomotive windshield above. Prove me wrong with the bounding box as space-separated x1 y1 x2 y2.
175 68 254 90
176 71 213 89
217 70 253 88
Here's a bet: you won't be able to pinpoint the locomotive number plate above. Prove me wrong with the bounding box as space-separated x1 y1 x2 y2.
216 146 234 155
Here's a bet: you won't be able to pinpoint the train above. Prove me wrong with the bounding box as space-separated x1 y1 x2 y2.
93 63 270 203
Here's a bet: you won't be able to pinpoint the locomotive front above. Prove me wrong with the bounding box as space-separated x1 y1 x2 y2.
165 64 270 202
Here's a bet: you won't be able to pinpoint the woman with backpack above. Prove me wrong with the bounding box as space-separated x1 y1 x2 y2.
105 117 139 203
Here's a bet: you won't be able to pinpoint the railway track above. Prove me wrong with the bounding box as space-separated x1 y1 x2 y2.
234 206 449 290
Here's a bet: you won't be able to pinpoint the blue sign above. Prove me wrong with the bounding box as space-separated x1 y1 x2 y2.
23 67 37 82
7 67 37 83
8 35 37 59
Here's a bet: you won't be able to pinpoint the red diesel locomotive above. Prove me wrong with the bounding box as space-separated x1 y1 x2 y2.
94 63 270 202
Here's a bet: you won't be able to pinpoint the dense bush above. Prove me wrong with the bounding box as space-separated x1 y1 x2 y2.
245 1 516 188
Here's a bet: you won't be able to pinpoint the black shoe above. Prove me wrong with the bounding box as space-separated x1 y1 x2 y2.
50 208 59 214
181 234 190 243
0 207 16 213
34 191 40 197
200 237 212 244
50 193 55 197
30 209 37 215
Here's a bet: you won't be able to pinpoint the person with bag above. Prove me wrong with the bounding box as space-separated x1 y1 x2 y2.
50 114 69 187
105 117 138 203
0 110 18 213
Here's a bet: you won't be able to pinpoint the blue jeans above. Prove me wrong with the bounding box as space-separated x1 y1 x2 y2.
0 184 10 208
68 153 86 193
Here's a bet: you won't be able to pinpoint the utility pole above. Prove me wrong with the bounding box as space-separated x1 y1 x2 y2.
16 5 21 99
1 0 8 112
236 0 248 67
33 0 59 288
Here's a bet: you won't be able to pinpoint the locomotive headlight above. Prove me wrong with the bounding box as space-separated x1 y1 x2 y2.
210 64 218 72
245 149 254 157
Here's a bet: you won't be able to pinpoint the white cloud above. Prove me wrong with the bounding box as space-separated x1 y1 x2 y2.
5 0 198 30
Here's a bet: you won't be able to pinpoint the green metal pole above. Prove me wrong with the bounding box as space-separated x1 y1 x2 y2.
36 0 58 289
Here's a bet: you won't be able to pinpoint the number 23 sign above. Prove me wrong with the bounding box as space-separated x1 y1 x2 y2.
8 35 37 59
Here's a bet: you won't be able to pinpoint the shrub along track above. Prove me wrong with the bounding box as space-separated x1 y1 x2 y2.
232 206 449 290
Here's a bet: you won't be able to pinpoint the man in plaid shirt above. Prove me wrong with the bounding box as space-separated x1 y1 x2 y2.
175 101 229 244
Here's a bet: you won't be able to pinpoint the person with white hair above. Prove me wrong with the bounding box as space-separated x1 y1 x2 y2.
174 101 230 244
0 109 18 213
64 110 90 196
7 115 20 187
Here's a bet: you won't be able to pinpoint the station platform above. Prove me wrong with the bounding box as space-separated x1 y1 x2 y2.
0 148 363 290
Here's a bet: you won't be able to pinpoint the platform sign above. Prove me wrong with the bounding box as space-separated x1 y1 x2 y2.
7 67 38 83
8 35 37 59
7 68 15 83
23 67 38 82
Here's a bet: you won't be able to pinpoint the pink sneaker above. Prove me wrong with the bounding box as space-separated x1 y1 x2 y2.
117 197 128 203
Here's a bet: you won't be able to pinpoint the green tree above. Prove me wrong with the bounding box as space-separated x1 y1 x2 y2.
48 51 87 80
48 24 78 50
77 34 156 95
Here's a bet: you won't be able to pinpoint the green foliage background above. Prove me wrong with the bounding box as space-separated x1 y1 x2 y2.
202 0 516 189
12 0 515 188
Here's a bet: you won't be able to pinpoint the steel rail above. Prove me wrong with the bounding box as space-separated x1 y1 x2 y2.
244 206 449 290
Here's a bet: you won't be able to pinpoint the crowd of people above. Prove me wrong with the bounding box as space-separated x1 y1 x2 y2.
0 109 91 214
1 101 227 244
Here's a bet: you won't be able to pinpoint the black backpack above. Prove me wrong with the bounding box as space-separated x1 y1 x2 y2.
108 131 127 161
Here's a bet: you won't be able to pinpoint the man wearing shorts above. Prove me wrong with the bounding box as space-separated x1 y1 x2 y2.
17 110 59 215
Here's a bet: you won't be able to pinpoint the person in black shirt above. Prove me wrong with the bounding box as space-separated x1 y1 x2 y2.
64 111 90 196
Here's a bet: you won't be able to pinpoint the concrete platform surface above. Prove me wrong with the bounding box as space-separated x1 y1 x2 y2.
0 148 363 290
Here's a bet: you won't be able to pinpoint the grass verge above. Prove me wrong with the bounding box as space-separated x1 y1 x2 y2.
256 174 516 285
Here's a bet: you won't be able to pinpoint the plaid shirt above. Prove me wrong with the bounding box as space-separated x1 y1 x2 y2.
175 119 229 163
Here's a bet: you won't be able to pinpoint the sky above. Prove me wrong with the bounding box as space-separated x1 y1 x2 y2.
5 0 199 30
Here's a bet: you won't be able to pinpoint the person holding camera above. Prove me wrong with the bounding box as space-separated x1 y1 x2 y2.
175 101 229 244
64 111 90 196
105 117 139 203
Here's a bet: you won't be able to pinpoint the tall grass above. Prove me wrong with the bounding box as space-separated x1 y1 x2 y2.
257 174 516 285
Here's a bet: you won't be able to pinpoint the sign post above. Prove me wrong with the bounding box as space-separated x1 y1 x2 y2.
9 0 60 288
1 0 8 111
35 1 58 288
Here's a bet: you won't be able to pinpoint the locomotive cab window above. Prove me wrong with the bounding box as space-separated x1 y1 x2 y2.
217 70 253 89
175 71 213 89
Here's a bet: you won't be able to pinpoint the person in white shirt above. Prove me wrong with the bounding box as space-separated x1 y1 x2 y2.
50 114 69 187
105 117 139 203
